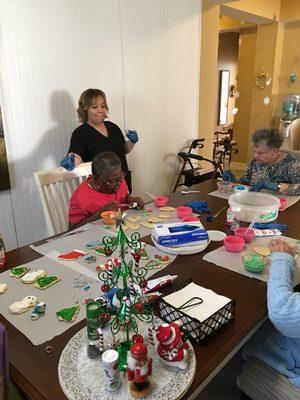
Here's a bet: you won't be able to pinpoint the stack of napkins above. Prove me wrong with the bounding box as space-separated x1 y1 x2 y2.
163 282 231 322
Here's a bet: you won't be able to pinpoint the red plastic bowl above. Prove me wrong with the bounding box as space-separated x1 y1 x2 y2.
176 206 193 219
234 227 255 243
224 235 245 253
154 196 169 207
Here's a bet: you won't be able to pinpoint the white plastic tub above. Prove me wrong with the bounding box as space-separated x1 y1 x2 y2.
228 192 280 223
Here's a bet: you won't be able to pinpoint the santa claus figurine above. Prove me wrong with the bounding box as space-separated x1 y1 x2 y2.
127 335 152 398
156 321 189 370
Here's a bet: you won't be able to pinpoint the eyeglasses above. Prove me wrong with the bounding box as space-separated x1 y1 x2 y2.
102 172 125 187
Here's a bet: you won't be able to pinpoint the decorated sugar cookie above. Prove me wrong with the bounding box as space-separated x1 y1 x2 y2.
21 270 46 284
30 302 46 320
127 215 141 223
139 248 149 260
148 217 164 224
58 249 86 260
9 295 38 314
140 221 155 229
34 275 60 290
84 254 96 264
126 220 141 230
253 247 270 257
154 254 171 264
10 266 30 278
138 208 152 217
145 260 161 270
86 240 102 249
94 246 113 257
56 305 80 322
0 283 8 294
158 213 172 219
159 206 175 212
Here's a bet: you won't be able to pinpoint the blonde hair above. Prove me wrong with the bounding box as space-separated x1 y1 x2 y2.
77 88 109 123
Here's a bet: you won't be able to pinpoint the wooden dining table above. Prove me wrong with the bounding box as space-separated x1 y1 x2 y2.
1 180 299 400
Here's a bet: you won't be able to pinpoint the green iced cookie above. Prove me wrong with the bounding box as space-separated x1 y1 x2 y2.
10 266 30 278
56 305 80 322
34 275 60 289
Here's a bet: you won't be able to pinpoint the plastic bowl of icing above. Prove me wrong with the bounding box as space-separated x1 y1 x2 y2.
242 253 268 273
154 196 169 207
224 235 245 253
234 184 249 193
176 206 193 219
100 211 118 225
234 227 255 243
217 181 234 193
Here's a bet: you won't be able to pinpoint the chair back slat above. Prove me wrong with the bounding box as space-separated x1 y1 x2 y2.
34 162 92 236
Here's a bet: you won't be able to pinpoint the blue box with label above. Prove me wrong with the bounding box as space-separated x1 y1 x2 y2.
153 221 208 247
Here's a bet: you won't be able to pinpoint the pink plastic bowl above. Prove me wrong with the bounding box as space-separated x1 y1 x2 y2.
176 206 193 219
279 197 287 211
182 216 199 222
224 235 245 253
234 227 255 243
154 196 169 207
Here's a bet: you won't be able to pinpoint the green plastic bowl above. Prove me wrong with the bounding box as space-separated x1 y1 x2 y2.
242 253 268 274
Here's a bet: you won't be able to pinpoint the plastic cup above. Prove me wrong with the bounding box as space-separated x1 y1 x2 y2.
279 198 287 211
234 227 255 243
100 211 118 225
224 235 245 253
176 206 193 219
154 196 169 207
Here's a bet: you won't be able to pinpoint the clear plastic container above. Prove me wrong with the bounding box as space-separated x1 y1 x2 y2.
228 192 280 223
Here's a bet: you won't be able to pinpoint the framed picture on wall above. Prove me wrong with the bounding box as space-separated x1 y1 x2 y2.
0 106 11 191
218 70 230 125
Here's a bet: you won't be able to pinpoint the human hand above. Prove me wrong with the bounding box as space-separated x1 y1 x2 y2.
60 154 75 171
128 196 144 210
126 130 139 144
222 170 236 182
250 181 278 192
269 238 297 256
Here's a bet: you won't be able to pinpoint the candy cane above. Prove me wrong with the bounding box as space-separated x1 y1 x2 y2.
148 323 158 346
97 328 104 352
129 277 135 297
123 296 131 323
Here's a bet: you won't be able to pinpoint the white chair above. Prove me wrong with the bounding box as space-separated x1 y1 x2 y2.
34 162 92 236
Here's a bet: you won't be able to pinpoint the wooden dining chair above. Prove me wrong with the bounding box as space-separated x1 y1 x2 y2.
34 162 92 236
213 128 238 169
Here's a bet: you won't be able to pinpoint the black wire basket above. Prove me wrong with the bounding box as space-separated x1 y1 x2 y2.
157 279 235 344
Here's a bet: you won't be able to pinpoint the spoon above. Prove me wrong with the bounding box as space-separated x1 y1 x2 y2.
145 191 156 200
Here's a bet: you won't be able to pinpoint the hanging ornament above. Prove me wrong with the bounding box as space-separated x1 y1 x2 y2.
255 71 272 89
263 96 271 106
232 107 239 115
233 90 240 99
290 73 297 83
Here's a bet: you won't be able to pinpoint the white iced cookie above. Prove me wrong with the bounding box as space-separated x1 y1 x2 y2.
9 295 38 314
21 270 46 284
0 283 8 294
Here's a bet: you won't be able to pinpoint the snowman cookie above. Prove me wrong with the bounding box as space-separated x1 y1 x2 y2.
0 283 8 294
9 295 38 314
21 270 46 284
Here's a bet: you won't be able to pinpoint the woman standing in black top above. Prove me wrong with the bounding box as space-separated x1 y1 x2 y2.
67 88 138 192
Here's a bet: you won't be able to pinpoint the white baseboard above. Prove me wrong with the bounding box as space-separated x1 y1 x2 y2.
230 162 247 171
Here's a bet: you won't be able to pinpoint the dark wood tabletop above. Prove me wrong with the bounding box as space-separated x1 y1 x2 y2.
2 180 299 400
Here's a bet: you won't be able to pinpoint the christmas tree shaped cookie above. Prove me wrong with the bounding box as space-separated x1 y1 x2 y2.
10 266 30 278
145 259 161 270
34 275 60 290
56 305 80 322
94 246 112 257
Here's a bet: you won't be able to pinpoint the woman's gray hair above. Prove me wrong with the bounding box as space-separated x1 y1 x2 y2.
251 128 283 149
92 152 121 178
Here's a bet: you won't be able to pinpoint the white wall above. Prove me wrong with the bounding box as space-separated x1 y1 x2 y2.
0 0 201 250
